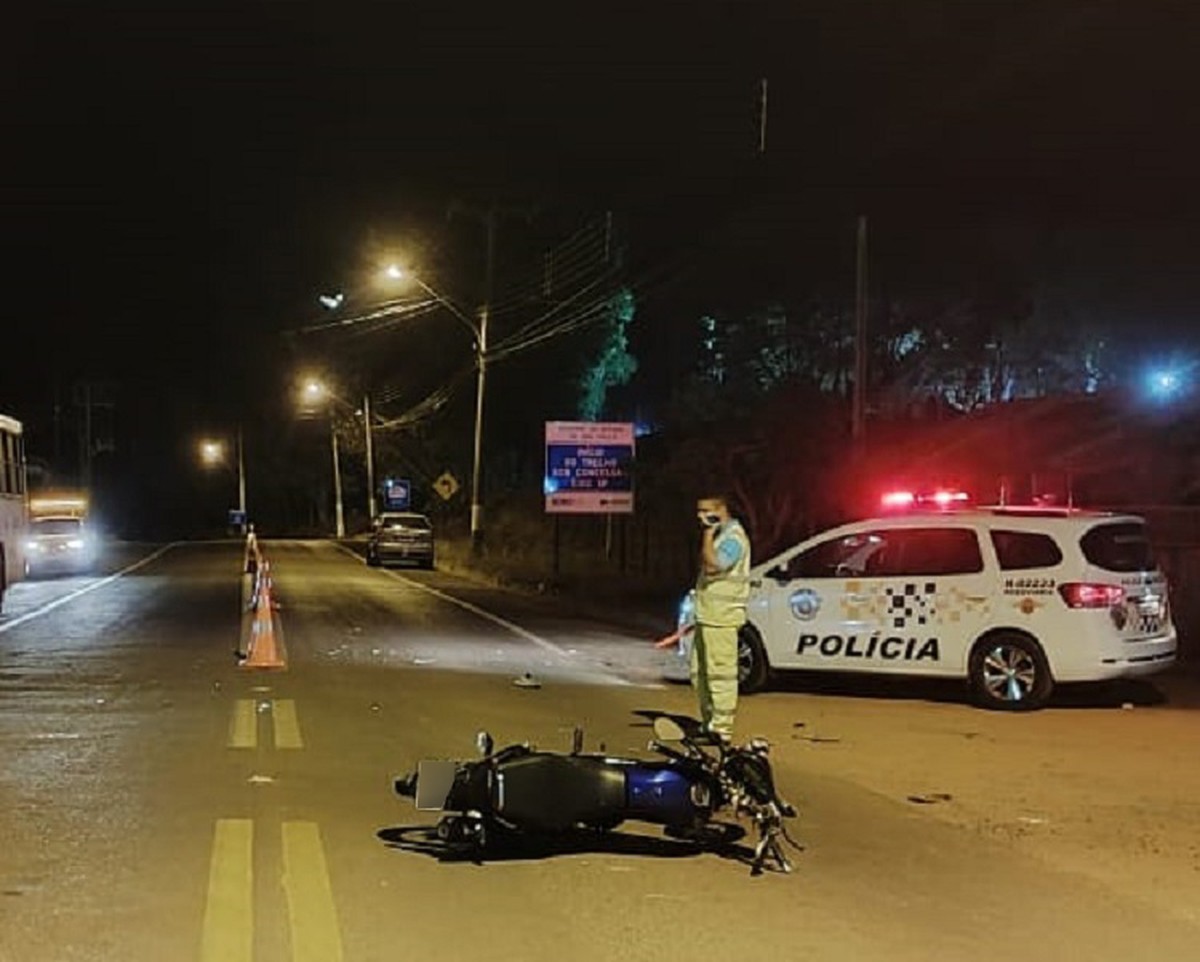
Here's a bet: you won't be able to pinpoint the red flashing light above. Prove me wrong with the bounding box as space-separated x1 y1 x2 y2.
881 491 916 508
880 489 971 510
1058 582 1125 609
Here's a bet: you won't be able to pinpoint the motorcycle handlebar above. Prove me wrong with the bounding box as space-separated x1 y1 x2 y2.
649 740 692 762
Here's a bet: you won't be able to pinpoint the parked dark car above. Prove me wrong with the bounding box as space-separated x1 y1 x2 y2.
366 512 435 569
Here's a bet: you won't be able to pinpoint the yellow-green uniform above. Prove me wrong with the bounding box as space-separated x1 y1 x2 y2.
692 519 751 736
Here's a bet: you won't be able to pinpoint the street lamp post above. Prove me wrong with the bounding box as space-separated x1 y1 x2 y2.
236 426 247 525
363 393 377 521
330 413 345 539
199 431 247 533
303 378 373 537
384 264 487 548
469 306 487 547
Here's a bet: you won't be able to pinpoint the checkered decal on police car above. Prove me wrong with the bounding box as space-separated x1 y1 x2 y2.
840 581 992 627
886 583 937 629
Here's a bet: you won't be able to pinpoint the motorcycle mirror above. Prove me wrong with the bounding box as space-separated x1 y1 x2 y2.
475 730 494 757
652 716 686 742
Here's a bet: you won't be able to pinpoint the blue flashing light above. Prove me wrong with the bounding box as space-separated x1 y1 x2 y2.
1147 367 1186 402
543 476 560 496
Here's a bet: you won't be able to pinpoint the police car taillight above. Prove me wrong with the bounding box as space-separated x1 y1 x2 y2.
1058 583 1125 609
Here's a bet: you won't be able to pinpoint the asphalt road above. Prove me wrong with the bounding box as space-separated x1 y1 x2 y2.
1 540 1198 962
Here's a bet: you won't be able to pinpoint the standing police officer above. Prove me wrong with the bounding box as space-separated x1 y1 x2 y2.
692 493 751 739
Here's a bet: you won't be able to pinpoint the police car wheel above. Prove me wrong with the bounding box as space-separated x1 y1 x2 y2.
738 624 770 694
969 633 1053 711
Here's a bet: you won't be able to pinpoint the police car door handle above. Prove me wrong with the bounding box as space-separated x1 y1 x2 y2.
964 595 987 603
844 593 869 603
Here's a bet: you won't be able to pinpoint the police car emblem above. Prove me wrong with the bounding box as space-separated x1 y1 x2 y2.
789 588 821 621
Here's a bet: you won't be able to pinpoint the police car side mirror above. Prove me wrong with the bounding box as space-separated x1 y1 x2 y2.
766 565 789 584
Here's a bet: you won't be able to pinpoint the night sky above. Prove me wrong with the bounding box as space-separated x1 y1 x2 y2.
3 2 1199 526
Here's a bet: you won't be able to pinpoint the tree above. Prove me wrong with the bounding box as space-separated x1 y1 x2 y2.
577 286 638 421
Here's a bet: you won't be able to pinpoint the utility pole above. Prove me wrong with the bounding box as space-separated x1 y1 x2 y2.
758 77 769 154
330 414 345 539
236 424 247 532
363 393 377 521
469 210 495 551
852 215 869 441
81 381 93 489
447 199 534 552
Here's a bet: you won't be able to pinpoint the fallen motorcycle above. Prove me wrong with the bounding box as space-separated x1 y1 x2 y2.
394 711 800 875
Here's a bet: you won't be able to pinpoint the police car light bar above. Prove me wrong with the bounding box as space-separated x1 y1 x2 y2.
881 489 970 510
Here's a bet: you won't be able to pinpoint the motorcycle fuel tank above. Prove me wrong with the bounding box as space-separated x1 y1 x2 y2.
495 754 626 831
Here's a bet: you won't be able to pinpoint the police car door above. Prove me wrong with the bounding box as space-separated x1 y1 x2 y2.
761 530 892 674
863 526 990 676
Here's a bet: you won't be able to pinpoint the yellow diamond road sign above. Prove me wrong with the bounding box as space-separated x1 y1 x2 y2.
433 471 461 501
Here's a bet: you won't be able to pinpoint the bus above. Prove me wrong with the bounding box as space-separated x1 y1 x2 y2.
0 414 28 611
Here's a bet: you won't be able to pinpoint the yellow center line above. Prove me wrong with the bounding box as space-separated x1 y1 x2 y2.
229 699 258 749
200 819 254 962
282 821 344 962
272 699 304 750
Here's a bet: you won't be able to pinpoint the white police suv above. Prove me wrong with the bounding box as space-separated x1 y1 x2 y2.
666 506 1176 710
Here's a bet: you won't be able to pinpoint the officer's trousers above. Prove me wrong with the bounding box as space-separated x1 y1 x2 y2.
690 622 739 736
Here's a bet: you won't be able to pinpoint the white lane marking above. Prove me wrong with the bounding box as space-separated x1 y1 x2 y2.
330 543 571 659
0 543 178 634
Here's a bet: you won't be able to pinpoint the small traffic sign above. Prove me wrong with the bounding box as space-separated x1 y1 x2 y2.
384 478 411 510
433 471 460 501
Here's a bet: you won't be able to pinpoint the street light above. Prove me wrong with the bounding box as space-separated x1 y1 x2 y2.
300 377 383 533
197 429 247 532
300 379 346 539
383 264 487 549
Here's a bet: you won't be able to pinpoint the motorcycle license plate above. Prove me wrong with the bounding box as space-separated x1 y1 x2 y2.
415 760 459 811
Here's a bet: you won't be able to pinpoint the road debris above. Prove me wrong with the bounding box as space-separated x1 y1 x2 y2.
514 672 541 689
907 792 953 805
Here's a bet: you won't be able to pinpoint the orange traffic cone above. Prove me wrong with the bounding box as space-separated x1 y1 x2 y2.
241 560 286 670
